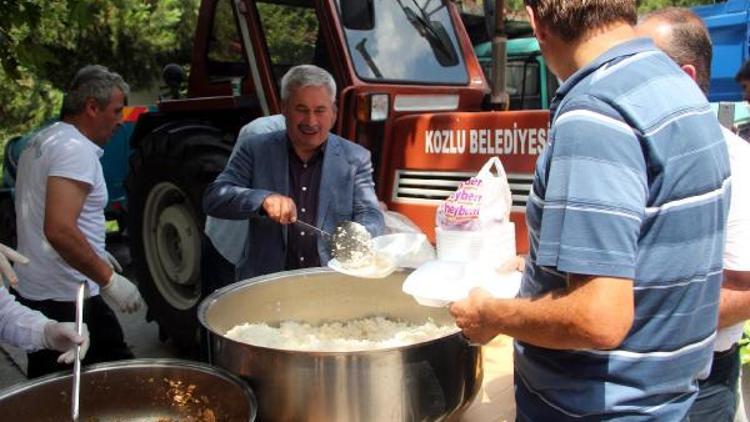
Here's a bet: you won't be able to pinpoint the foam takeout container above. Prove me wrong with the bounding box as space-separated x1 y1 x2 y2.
402 259 522 307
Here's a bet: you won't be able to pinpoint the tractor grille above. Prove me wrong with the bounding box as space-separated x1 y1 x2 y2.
391 170 534 212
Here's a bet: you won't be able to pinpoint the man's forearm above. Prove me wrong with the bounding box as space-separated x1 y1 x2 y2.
46 226 111 286
722 269 750 290
203 182 272 219
718 288 750 328
484 277 634 350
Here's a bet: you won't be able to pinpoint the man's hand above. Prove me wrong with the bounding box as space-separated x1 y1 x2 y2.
0 243 30 287
498 255 525 272
101 272 143 313
449 288 502 345
43 321 90 364
262 194 297 224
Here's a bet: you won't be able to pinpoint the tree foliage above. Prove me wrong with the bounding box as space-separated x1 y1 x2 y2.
501 0 715 13
257 3 318 66
637 0 715 13
0 0 199 142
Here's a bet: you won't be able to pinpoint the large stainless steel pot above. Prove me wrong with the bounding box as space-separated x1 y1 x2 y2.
0 358 256 421
199 268 482 421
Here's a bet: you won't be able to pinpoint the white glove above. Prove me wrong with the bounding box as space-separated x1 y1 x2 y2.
103 250 122 273
0 242 30 287
100 272 143 313
43 321 90 364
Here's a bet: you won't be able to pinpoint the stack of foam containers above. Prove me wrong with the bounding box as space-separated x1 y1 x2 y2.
435 222 516 266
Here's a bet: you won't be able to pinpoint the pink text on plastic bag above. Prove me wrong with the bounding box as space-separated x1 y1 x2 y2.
438 178 484 228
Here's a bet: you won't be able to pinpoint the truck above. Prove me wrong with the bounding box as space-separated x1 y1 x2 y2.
693 0 749 103
692 0 750 137
475 36 557 110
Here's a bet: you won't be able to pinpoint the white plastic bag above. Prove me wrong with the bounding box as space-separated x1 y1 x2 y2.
383 210 423 234
436 157 512 231
373 233 435 268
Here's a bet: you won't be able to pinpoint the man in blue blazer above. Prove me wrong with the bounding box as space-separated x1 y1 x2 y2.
203 65 384 280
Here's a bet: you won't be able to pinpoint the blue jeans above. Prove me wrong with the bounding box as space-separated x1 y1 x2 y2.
687 344 741 422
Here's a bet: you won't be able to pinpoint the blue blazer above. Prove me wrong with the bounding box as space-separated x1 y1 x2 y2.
203 130 385 280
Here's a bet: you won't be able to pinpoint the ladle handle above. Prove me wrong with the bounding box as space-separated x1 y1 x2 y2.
294 219 330 239
71 281 85 422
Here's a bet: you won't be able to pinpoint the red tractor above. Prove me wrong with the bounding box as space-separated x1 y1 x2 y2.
126 0 551 348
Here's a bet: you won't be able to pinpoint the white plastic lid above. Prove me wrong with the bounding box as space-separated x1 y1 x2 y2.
402 259 522 307
327 253 397 279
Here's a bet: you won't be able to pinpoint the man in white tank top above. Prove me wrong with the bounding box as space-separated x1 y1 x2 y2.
13 65 143 377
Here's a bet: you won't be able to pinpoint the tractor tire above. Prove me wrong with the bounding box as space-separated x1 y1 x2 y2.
0 195 16 248
126 127 230 352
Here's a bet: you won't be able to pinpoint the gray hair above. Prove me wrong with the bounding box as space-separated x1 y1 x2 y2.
61 65 130 117
280 65 336 104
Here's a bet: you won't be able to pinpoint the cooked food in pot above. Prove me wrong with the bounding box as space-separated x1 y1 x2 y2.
226 316 457 351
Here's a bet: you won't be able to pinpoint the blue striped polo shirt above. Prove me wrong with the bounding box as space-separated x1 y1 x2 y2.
516 38 731 421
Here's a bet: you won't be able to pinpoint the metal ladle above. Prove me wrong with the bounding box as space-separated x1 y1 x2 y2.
71 281 86 421
294 220 374 268
330 221 375 268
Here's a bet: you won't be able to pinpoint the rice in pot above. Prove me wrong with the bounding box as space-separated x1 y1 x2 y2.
226 316 457 351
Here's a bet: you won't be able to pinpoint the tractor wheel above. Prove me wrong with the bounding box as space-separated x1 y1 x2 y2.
126 127 229 352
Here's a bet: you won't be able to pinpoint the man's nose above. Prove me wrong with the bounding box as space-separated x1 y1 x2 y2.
302 111 317 126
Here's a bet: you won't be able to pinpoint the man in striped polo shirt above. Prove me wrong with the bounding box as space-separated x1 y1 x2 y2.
450 0 731 419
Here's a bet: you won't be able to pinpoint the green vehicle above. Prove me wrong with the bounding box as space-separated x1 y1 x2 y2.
475 37 558 110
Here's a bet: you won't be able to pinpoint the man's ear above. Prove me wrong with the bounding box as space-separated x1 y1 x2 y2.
84 97 99 117
680 64 697 83
526 6 545 42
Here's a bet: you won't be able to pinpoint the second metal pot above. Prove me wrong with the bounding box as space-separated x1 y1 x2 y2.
199 268 482 422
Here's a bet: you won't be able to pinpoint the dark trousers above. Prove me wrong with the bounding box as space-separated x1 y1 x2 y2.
15 293 134 378
686 343 741 422
200 238 237 298
200 238 237 363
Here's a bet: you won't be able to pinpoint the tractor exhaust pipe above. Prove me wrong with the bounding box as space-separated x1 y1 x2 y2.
488 0 509 110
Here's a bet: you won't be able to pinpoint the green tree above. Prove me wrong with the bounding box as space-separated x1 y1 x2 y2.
257 3 318 66
0 0 199 144
638 0 715 13
500 0 716 14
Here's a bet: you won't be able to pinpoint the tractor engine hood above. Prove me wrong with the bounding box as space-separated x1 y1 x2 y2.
380 110 550 248
382 109 550 178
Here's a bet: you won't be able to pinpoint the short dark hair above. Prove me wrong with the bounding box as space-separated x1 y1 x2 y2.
641 8 712 95
61 65 129 117
524 0 637 42
736 60 750 83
